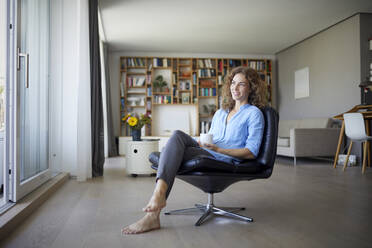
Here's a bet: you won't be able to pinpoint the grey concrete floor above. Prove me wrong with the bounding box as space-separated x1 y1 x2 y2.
0 156 371 248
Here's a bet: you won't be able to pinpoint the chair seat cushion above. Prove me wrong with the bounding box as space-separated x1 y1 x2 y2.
149 152 265 175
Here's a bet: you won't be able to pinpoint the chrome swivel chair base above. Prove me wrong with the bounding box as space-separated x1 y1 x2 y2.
164 193 253 226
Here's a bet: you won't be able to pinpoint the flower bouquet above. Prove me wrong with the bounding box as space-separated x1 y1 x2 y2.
122 113 151 141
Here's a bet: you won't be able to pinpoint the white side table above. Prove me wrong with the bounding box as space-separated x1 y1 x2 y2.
125 139 159 177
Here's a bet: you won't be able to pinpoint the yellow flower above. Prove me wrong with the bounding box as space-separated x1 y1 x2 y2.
122 114 131 122
127 117 138 127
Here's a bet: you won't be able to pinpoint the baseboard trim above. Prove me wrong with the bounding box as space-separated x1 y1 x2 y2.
0 172 69 241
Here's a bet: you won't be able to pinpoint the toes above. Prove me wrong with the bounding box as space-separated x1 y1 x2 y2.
143 205 158 212
122 228 137 235
122 227 139 235
121 228 129 235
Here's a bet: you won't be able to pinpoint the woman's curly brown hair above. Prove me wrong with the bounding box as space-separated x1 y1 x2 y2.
221 66 267 111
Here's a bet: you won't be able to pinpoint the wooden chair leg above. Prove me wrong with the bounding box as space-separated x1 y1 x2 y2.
368 141 371 167
343 141 353 171
365 120 371 167
333 121 345 168
362 141 368 174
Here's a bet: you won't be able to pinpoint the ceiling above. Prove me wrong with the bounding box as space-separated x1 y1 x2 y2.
99 0 372 55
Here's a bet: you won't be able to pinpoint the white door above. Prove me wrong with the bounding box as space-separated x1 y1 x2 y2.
10 0 51 202
0 0 9 209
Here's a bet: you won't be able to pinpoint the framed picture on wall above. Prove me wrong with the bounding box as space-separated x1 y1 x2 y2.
295 67 309 99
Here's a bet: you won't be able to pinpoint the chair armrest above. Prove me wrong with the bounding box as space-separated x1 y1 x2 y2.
290 128 340 156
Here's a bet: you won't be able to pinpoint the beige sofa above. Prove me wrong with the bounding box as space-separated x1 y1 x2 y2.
277 118 340 165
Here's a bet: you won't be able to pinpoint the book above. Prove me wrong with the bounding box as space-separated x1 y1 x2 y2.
180 67 191 77
136 77 145 86
121 99 125 109
200 80 215 88
218 75 223 85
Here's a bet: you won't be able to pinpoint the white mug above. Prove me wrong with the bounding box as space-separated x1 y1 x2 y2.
200 133 213 145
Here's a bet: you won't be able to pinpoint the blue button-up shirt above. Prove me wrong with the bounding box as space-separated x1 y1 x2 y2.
202 104 264 164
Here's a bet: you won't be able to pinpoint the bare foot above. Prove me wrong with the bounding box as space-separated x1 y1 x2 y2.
122 212 160 235
142 193 166 212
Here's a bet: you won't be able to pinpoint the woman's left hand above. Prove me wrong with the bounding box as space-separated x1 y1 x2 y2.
202 143 219 152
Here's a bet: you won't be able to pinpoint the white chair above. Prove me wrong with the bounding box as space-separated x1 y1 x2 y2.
343 113 372 174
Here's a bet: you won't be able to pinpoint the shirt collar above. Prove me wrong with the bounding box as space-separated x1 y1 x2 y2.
228 103 251 113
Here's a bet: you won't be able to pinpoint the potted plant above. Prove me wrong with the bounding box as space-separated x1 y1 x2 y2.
122 113 152 141
153 75 163 92
160 80 168 92
153 75 168 92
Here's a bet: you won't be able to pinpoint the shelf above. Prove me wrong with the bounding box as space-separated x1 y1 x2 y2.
153 92 171 95
127 105 146 108
127 72 146 75
198 96 217 98
153 66 172 69
128 86 146 89
126 92 147 95
167 103 197 106
127 66 146 69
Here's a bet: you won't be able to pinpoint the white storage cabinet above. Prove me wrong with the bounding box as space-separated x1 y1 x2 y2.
125 139 159 177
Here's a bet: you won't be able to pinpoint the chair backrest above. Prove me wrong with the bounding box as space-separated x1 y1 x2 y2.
256 107 279 169
343 113 366 140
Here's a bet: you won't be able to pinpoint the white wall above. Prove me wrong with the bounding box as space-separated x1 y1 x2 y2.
276 15 361 120
50 0 91 179
108 51 276 137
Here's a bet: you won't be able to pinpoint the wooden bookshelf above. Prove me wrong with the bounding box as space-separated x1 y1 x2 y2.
119 56 273 136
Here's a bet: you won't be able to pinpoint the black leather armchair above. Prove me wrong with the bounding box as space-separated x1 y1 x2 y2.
149 107 279 226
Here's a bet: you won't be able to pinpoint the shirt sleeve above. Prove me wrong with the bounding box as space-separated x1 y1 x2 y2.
244 109 265 157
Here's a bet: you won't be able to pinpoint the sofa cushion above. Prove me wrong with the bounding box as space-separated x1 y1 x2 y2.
278 118 334 137
277 137 290 147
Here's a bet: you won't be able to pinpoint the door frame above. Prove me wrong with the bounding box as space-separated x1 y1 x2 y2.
10 0 51 202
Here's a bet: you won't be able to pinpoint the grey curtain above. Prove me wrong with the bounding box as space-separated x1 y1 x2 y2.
89 0 105 177
103 43 118 157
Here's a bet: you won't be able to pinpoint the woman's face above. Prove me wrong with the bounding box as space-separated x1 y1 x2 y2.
230 73 250 103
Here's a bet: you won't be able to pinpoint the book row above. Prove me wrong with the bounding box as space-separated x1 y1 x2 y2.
126 58 146 67
199 88 217 97
198 69 216 78
248 61 266 71
153 95 172 104
153 58 170 67
198 59 215 68
127 76 146 87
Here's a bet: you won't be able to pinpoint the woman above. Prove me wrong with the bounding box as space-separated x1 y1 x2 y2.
122 66 267 234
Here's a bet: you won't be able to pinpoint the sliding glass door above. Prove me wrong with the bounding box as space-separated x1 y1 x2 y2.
11 0 51 202
0 0 8 208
